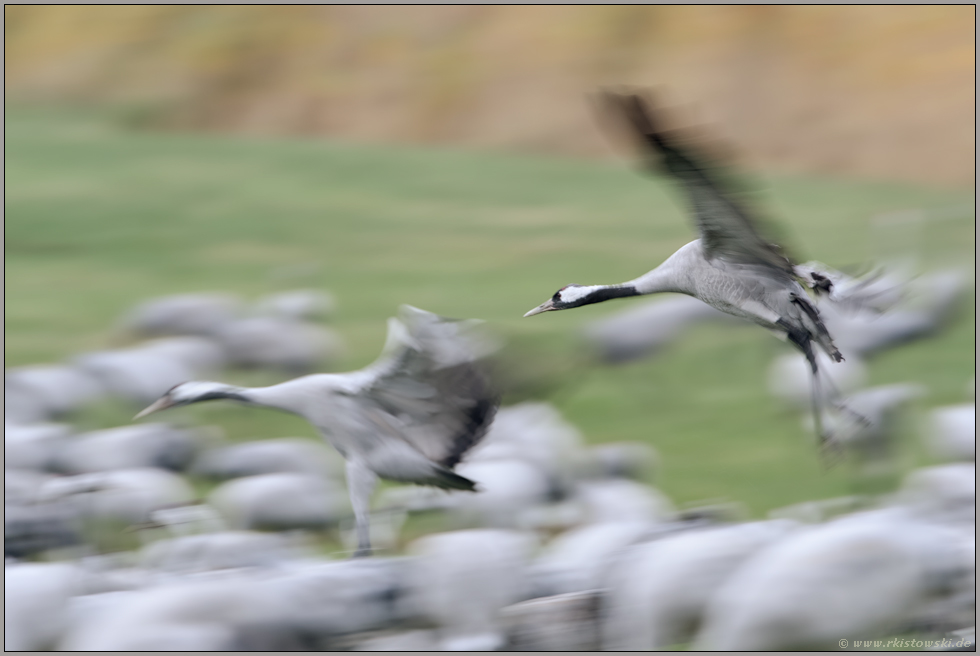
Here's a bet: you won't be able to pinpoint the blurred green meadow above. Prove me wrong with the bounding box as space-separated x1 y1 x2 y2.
5 106 976 519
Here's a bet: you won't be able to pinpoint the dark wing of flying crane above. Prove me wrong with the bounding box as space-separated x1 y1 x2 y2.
598 90 799 281
342 305 501 470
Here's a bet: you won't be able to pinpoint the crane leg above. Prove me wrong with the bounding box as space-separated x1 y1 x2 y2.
345 460 378 558
793 334 843 469
780 319 846 468
809 360 845 469
816 360 872 428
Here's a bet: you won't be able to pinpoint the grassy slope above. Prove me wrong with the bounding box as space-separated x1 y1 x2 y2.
5 107 975 518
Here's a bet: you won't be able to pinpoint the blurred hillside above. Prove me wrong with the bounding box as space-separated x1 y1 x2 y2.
4 5 975 186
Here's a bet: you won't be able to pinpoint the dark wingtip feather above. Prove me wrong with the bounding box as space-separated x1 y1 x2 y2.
594 88 667 156
440 381 501 470
431 468 479 492
597 87 803 269
620 92 659 139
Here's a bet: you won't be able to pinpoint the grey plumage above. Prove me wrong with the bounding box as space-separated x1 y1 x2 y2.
5 365 105 420
43 468 196 527
191 437 345 480
925 404 975 463
602 520 799 650
214 316 343 375
816 383 925 469
4 422 74 472
5 563 83 651
525 91 849 456
404 529 538 650
207 473 348 532
50 423 201 475
73 346 203 407
134 305 500 556
252 289 336 322
138 531 292 575
692 509 973 650
817 269 968 359
117 292 244 339
4 498 85 560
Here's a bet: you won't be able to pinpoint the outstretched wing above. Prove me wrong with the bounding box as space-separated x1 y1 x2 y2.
599 90 797 279
345 305 501 469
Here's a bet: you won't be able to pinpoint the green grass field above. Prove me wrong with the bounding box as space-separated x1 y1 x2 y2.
5 106 975 520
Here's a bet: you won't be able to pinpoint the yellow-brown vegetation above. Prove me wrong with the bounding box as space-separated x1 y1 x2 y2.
5 5 975 186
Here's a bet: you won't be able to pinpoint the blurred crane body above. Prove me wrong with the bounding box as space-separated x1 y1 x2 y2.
134 305 500 556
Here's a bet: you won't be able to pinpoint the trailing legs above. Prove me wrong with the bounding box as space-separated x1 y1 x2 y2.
345 460 378 558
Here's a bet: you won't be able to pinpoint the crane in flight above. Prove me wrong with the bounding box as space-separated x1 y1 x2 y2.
525 90 860 460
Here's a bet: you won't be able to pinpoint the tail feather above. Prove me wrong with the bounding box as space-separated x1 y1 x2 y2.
425 467 479 492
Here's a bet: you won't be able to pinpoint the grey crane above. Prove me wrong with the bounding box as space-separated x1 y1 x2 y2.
524 91 852 458
134 305 500 556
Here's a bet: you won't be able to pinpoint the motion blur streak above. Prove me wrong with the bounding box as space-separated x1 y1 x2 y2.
5 5 974 651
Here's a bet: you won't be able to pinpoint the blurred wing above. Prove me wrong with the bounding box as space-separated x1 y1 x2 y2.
794 261 908 314
602 91 796 278
345 306 500 468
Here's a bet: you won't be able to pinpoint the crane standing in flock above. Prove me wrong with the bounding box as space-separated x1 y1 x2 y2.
524 91 864 459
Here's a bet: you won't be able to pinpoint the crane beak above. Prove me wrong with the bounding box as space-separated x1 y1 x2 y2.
134 396 175 420
524 299 556 317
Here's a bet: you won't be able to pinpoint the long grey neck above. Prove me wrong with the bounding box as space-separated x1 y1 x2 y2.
178 381 299 414
627 242 699 295
573 266 683 310
583 284 642 305
178 382 253 405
